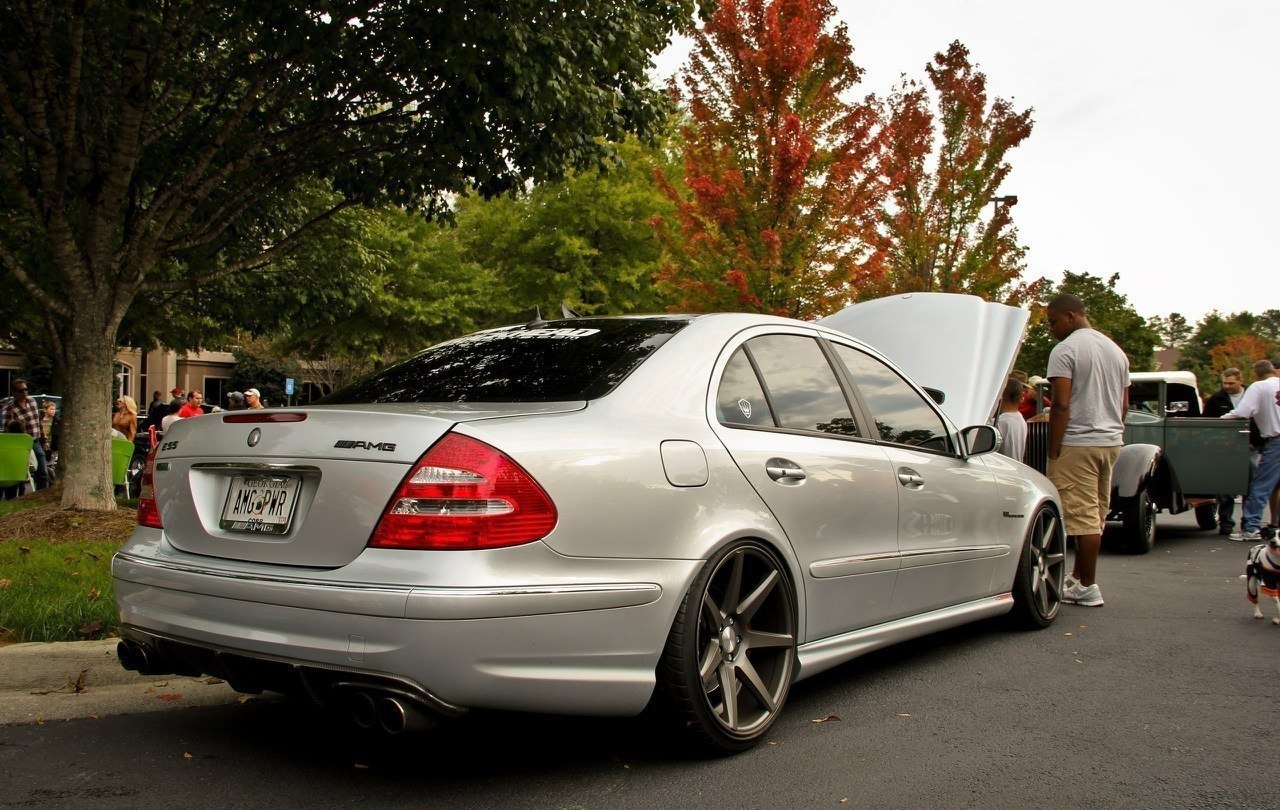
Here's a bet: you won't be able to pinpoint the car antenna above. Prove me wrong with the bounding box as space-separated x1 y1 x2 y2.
526 307 546 328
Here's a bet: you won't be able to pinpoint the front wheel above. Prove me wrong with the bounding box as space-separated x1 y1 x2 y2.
1120 489 1156 554
656 540 797 754
1194 502 1217 531
1009 506 1065 629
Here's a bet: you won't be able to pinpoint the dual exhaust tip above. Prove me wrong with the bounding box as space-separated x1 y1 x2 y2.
118 640 436 735
348 690 435 735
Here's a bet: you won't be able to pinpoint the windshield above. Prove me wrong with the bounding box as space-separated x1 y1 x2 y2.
322 318 692 404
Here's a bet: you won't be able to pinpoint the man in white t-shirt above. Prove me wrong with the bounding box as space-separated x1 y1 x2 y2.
1222 359 1280 542
1045 294 1130 608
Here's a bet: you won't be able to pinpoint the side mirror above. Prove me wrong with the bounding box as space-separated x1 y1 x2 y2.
923 387 946 405
1165 401 1189 414
962 424 999 456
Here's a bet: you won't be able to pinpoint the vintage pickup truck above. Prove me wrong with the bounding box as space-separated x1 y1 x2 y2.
1024 370 1251 553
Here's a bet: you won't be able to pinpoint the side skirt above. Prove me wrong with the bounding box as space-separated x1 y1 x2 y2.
795 594 1013 681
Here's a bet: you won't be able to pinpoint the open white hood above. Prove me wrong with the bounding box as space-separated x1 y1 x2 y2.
818 293 1029 429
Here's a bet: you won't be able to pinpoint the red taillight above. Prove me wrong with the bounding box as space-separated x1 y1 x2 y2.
136 443 162 529
368 433 557 550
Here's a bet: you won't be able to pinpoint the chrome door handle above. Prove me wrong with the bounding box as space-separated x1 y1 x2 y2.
766 458 806 483
897 467 925 489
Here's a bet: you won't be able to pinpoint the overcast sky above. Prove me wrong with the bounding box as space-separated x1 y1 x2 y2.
653 1 1278 325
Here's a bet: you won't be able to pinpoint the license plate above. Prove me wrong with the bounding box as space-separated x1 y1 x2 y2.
220 475 301 535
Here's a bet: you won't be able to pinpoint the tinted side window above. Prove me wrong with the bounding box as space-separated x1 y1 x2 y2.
746 335 859 437
834 345 949 451
717 348 775 427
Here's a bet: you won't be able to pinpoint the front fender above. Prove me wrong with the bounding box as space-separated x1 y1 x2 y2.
1112 444 1160 498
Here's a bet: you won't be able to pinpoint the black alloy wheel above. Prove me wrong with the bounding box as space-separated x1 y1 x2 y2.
658 540 797 754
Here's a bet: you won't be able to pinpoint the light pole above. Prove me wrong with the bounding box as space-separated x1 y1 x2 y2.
988 194 1018 214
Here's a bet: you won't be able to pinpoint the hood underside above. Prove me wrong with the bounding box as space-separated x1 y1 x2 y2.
819 293 1029 429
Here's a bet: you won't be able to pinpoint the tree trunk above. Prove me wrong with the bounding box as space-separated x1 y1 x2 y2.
58 325 118 511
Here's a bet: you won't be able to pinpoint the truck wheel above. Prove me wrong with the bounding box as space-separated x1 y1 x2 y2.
1194 503 1217 531
1121 490 1156 554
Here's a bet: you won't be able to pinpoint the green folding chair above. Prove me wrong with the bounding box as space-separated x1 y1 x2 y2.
0 433 34 496
111 437 135 498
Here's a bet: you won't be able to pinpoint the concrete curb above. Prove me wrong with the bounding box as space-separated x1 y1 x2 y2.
0 640 242 725
0 640 137 690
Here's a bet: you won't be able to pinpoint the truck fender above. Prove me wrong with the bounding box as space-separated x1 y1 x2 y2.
1112 444 1160 498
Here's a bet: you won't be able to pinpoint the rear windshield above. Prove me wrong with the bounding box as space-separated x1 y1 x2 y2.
322 318 692 404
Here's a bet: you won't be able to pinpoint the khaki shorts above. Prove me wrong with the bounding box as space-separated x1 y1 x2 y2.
1047 445 1122 536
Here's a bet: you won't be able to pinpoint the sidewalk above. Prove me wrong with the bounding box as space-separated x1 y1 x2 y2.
0 639 240 725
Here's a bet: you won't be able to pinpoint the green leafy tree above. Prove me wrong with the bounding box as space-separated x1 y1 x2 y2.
1147 312 1192 349
0 0 691 509
458 134 682 322
1017 271 1157 378
1176 311 1277 392
869 41 1039 304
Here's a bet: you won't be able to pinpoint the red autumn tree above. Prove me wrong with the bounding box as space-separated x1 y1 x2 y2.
1210 335 1278 382
868 41 1038 303
651 0 884 319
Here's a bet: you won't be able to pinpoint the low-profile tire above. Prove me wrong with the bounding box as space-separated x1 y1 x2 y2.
1194 502 1217 531
1008 506 1065 629
1120 489 1156 554
656 539 797 755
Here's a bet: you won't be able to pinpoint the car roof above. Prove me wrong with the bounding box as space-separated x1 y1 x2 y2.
1130 371 1198 388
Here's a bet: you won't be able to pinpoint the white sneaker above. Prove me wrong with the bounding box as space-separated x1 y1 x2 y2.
1232 530 1262 542
1062 581 1104 607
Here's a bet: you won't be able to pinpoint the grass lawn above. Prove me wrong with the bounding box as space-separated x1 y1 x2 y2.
0 486 137 644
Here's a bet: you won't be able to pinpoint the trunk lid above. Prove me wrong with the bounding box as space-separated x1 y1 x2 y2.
151 403 582 567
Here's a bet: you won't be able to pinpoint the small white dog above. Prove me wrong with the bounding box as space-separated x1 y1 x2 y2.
1245 528 1280 624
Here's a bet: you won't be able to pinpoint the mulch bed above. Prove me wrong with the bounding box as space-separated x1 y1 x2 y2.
0 484 138 545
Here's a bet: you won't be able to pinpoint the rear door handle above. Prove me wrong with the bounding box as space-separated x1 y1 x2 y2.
766 458 806 483
897 467 925 489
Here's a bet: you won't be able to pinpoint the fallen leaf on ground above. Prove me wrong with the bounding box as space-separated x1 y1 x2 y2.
1064 632 1073 636
840 798 849 804
157 693 183 701
182 752 192 760
201 677 225 685
151 680 169 687
0 579 10 588
73 669 88 693
237 695 254 704
896 713 912 718
18 546 30 554
811 715 841 724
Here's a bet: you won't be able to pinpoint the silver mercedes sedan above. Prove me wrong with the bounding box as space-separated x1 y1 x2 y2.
113 293 1064 754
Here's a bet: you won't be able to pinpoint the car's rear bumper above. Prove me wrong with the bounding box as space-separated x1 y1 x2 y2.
111 530 700 716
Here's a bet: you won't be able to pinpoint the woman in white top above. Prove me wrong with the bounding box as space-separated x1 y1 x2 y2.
996 376 1029 462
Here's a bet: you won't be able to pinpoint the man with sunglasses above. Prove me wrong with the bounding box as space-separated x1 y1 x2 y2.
2 379 48 490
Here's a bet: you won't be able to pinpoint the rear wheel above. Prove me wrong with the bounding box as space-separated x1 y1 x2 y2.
1120 489 1156 554
1194 503 1217 531
656 540 797 754
1009 506 1065 629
